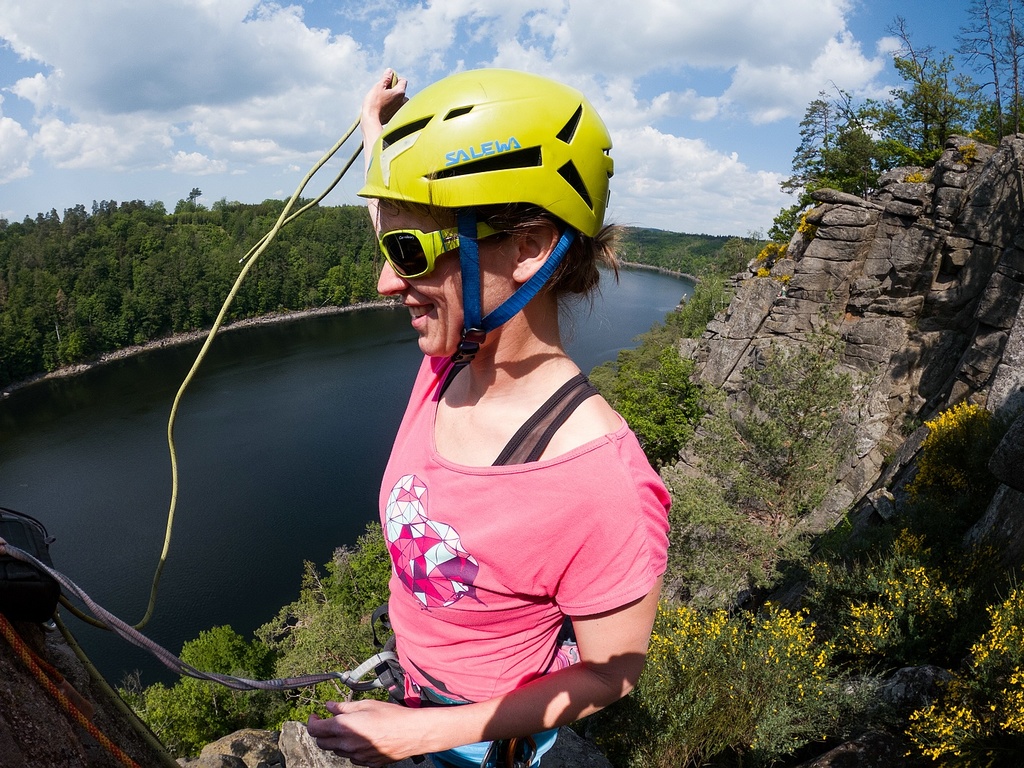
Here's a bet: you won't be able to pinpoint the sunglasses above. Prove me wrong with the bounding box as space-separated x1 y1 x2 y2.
378 222 501 278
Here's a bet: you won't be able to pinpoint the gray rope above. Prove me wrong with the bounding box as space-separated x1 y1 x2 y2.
0 538 394 693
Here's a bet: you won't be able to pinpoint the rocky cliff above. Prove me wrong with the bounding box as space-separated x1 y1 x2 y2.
684 133 1024 553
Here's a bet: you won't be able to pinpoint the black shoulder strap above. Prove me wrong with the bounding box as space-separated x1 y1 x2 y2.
492 374 599 466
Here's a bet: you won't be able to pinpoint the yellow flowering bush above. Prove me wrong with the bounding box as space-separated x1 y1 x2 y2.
806 530 971 671
959 142 978 164
599 602 845 767
907 588 1024 763
907 401 1000 502
755 241 787 268
796 212 818 239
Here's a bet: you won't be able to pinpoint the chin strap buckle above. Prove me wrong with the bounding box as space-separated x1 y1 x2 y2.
451 328 486 364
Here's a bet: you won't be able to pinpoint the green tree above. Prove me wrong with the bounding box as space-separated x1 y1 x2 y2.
781 93 835 195
668 331 857 601
958 0 1008 139
867 18 982 167
0 201 384 387
120 626 284 758
256 523 392 718
611 345 702 467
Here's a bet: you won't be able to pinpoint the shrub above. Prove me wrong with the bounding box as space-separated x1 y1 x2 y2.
671 273 732 339
907 587 1024 765
908 401 1001 503
595 602 853 767
755 242 787 270
734 333 855 527
257 526 392 720
664 331 857 601
796 212 818 240
663 472 777 605
806 529 973 671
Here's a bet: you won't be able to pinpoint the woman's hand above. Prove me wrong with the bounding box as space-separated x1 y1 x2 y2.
361 68 408 157
360 68 407 231
307 698 423 767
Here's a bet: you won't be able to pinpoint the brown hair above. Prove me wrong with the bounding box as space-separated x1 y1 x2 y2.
475 204 620 300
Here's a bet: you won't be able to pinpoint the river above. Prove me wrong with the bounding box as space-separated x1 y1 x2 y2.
0 267 691 685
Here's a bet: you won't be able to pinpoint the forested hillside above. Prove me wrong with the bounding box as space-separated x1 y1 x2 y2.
0 200 746 389
617 226 753 277
0 200 379 388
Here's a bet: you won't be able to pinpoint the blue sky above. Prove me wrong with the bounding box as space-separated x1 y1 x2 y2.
0 0 970 237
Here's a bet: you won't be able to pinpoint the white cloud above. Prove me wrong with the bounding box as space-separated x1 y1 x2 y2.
0 0 366 115
34 116 173 170
724 30 887 124
0 109 32 183
168 151 228 175
610 126 790 236
9 72 54 110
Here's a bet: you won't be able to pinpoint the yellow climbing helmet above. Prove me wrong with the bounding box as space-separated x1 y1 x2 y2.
358 68 613 238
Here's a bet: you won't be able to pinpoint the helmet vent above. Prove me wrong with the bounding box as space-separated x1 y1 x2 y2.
556 105 583 144
444 106 474 120
557 160 593 210
382 116 432 149
435 146 542 179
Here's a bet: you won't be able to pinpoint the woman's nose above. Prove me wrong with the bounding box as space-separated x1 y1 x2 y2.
377 259 408 295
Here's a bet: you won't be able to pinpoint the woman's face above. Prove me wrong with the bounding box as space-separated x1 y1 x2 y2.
375 205 514 359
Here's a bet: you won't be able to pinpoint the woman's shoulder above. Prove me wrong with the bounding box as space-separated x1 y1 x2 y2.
537 392 622 461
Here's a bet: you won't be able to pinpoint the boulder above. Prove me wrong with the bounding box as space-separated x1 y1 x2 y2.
196 729 283 767
792 730 931 768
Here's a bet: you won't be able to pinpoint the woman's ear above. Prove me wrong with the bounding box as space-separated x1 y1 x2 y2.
511 223 560 284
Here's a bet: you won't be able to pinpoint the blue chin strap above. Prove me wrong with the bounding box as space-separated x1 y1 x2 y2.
449 208 576 369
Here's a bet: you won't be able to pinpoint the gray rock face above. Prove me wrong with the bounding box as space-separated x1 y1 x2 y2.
194 729 284 767
277 721 349 767
792 730 931 768
689 136 1024 554
989 412 1024 491
879 666 953 714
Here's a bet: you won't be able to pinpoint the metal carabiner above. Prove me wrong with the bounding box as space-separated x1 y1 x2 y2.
480 735 537 768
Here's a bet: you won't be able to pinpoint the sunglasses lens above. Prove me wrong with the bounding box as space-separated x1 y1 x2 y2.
382 232 429 277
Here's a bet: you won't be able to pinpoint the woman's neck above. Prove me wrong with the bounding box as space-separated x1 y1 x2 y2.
457 302 577 401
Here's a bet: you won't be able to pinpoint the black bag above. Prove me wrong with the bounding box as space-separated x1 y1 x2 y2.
0 507 60 622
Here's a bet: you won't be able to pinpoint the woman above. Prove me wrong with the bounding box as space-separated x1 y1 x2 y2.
306 68 671 768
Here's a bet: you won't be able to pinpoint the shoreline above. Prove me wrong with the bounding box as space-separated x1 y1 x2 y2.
619 261 700 284
1 265 693 399
1 300 399 399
